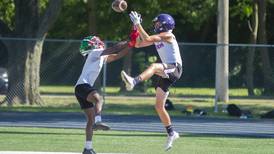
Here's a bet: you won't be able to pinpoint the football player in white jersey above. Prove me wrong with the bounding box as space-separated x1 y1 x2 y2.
121 11 182 151
76 29 139 154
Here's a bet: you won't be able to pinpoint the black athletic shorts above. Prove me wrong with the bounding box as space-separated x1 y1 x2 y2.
155 63 182 92
74 84 97 109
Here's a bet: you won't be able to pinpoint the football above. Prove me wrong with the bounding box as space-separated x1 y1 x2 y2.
111 0 127 13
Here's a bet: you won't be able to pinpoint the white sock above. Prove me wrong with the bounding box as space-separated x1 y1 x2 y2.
85 141 92 150
95 115 102 123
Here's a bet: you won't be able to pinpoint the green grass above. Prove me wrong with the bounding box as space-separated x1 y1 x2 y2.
39 86 250 97
1 86 274 119
0 127 273 154
1 95 274 119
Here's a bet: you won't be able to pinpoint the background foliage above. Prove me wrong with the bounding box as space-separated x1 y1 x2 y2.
0 0 274 92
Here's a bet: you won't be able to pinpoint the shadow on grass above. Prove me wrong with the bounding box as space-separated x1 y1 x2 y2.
40 92 274 100
0 107 80 113
0 131 83 136
105 103 272 119
0 100 273 119
1 129 273 139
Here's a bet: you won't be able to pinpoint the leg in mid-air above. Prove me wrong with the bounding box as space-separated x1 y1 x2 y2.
155 87 179 151
121 63 165 91
86 91 110 131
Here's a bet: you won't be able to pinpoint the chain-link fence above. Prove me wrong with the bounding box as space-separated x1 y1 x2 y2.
0 37 274 100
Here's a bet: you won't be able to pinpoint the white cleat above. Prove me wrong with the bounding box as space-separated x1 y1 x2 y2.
121 70 135 91
165 131 180 151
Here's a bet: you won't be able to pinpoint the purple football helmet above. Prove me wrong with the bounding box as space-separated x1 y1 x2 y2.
152 14 175 33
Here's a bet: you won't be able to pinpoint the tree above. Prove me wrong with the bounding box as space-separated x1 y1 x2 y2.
0 0 62 105
87 0 97 35
245 0 259 96
246 0 258 96
230 0 274 95
258 0 274 95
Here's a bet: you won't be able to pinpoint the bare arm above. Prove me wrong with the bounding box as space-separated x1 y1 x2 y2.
106 46 130 63
101 41 128 56
136 23 173 43
134 25 173 48
134 37 153 48
129 11 173 44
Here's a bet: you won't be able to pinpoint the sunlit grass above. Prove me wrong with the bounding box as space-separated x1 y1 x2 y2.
0 127 274 154
0 86 273 118
1 94 274 119
39 85 250 97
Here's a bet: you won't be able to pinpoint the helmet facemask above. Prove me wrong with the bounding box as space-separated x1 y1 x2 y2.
152 14 175 33
153 20 164 33
79 36 105 56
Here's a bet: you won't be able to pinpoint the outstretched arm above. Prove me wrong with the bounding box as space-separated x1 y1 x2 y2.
106 46 130 63
101 25 140 62
134 36 153 48
129 11 172 44
100 41 128 56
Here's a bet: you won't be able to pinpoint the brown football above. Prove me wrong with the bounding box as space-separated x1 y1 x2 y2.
112 0 127 13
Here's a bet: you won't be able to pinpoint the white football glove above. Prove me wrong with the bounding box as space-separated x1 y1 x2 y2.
129 11 142 25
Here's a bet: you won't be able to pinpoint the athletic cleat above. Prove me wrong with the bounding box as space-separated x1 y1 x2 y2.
121 70 135 91
165 131 180 151
93 122 110 131
82 148 96 154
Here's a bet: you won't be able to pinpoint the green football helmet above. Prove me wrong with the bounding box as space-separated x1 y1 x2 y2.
79 36 105 56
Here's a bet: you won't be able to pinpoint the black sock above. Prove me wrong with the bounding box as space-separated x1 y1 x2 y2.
165 125 174 136
133 76 141 85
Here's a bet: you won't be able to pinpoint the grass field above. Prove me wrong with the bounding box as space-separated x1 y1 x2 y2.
39 86 251 97
1 96 274 118
0 127 273 154
1 86 274 118
1 87 274 153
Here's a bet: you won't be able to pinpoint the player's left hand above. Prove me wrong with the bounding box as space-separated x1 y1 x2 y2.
129 11 142 25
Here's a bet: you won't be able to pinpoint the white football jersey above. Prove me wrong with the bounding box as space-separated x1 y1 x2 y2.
154 33 182 65
76 49 107 86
